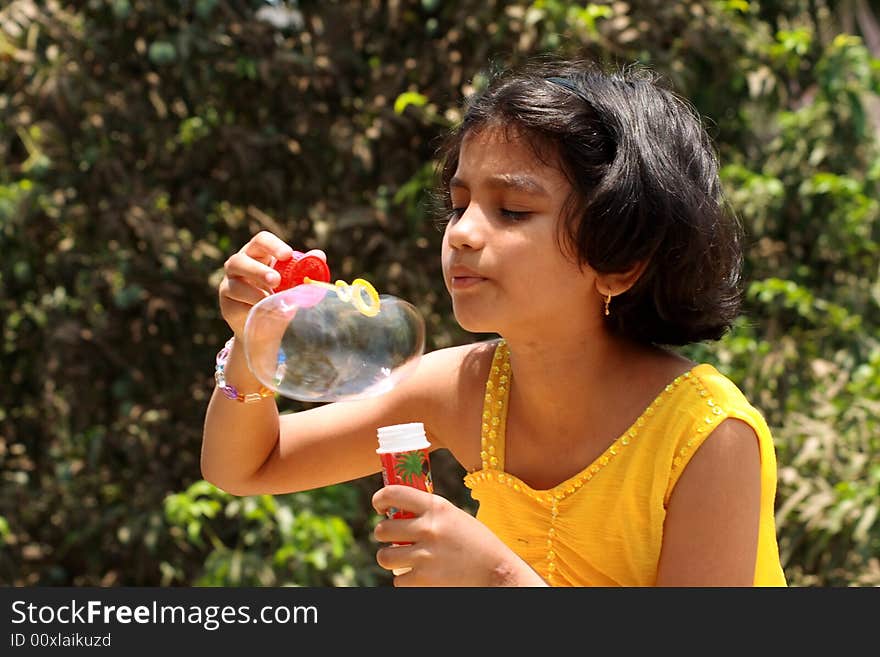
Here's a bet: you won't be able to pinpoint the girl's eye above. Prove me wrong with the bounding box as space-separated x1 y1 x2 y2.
449 207 466 220
500 209 531 221
443 206 531 224
435 207 464 230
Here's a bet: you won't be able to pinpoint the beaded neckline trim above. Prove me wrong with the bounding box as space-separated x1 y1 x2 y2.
463 339 706 505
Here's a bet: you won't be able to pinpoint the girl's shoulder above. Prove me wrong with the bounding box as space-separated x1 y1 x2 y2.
412 339 500 465
687 363 761 415
416 338 501 385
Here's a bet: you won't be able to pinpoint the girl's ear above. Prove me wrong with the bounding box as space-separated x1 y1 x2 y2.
594 259 648 298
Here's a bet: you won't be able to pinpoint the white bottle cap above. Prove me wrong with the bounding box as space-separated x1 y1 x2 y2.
376 422 430 454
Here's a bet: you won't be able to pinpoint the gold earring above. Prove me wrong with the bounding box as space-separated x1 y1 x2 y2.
605 292 612 317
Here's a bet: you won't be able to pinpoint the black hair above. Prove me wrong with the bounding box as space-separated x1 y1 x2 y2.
436 57 744 346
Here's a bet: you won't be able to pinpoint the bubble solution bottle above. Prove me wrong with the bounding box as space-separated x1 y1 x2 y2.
376 423 433 516
376 422 433 576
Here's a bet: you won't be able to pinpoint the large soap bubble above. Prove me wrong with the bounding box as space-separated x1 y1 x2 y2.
242 279 425 402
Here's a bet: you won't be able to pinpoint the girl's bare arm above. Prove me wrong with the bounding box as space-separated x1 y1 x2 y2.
200 230 483 496
655 418 762 586
201 345 466 496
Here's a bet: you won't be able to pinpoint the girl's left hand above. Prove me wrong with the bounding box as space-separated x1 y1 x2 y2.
372 485 546 587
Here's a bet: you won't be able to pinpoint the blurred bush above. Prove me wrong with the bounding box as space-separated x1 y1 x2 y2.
1 0 877 586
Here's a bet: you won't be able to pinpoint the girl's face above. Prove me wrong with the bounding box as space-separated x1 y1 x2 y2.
441 126 598 339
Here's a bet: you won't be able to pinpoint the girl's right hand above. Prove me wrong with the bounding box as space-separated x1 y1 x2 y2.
219 230 326 337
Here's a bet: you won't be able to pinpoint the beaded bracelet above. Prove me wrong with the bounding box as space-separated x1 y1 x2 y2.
215 337 275 403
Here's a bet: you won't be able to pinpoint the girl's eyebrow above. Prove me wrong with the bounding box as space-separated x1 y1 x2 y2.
449 173 550 197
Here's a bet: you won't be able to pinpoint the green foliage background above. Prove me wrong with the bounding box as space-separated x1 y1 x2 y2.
1 0 878 586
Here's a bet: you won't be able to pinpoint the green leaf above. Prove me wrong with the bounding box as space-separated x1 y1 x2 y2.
148 41 177 65
393 91 428 115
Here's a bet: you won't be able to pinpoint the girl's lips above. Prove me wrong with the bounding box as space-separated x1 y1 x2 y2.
451 276 487 289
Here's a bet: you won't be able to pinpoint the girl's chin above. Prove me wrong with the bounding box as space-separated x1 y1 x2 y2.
452 309 500 335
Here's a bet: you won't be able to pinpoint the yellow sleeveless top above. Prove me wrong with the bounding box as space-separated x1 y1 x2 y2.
463 340 787 587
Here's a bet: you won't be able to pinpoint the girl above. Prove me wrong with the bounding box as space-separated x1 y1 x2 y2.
201 58 787 587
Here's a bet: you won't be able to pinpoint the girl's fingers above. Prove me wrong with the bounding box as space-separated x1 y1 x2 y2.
224 276 273 306
375 543 416 572
373 517 421 545
372 485 434 516
225 251 281 289
302 248 327 262
232 236 324 289
243 231 295 263
390 568 418 587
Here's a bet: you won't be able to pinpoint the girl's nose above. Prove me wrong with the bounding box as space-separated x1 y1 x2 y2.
445 204 486 250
